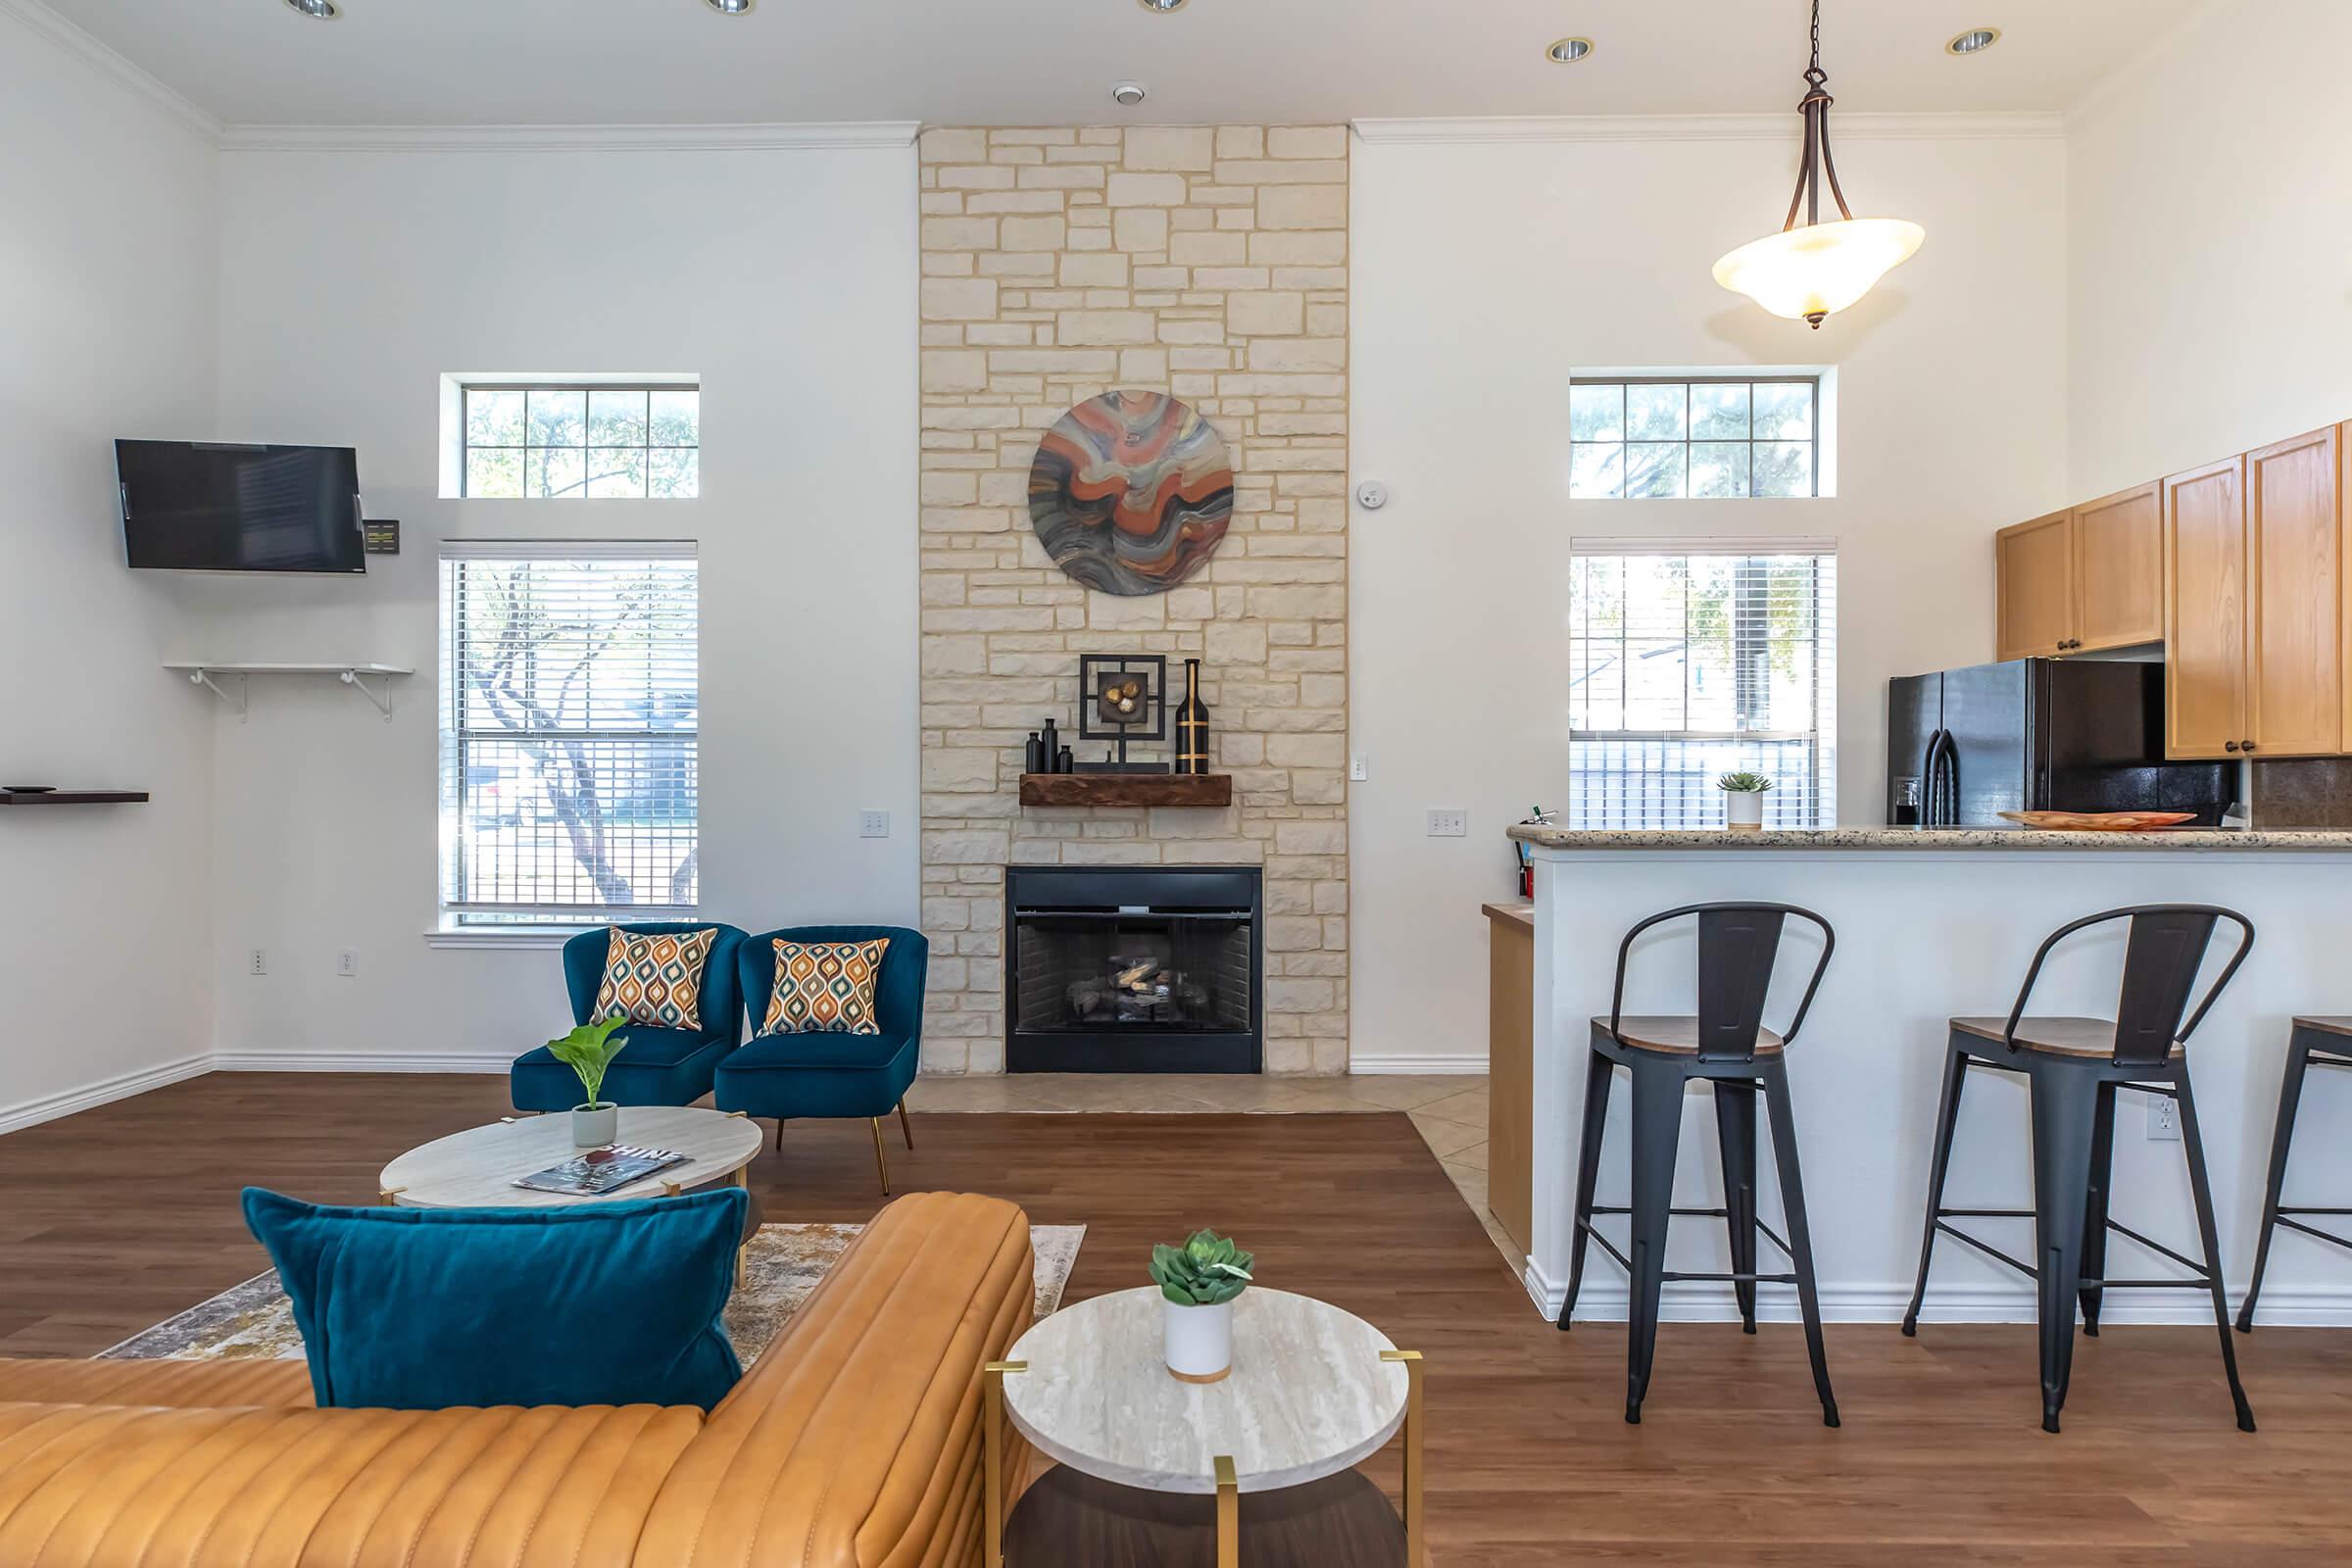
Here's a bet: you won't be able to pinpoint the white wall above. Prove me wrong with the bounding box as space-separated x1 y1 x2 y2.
2068 0 2352 497
1348 122 2070 1068
0 11 220 1127
182 136 919 1066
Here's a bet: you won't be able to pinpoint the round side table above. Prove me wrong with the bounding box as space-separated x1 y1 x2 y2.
985 1287 1426 1568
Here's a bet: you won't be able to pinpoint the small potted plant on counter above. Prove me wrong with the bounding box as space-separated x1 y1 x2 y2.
546 1014 630 1147
1718 771 1773 833
1150 1228 1254 1383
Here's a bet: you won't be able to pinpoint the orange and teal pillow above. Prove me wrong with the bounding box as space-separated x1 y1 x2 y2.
762 937 890 1035
593 926 717 1031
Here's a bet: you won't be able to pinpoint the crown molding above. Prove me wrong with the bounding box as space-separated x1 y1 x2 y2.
219 121 922 154
1352 112 2067 145
0 0 221 144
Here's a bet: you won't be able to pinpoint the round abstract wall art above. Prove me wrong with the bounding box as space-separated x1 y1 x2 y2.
1028 391 1234 596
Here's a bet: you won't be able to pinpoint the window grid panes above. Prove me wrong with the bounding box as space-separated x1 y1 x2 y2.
462 384 700 500
1569 378 1819 500
438 550 700 927
1567 547 1838 828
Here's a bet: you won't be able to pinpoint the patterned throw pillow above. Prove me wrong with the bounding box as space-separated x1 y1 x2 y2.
762 938 891 1035
592 927 717 1031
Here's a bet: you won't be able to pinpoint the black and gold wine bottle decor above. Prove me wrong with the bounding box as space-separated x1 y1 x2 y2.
1174 658 1211 775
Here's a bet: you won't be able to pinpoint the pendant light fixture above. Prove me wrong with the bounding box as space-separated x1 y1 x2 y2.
1713 0 1925 329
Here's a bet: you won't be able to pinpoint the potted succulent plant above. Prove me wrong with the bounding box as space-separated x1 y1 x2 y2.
1718 771 1773 832
545 1014 630 1147
1150 1229 1254 1383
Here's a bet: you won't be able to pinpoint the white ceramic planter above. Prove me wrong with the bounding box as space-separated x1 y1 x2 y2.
571 1102 618 1148
1725 791 1765 832
1161 1297 1235 1384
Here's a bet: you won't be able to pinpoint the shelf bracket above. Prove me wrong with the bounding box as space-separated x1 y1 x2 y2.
187 669 248 721
340 668 395 721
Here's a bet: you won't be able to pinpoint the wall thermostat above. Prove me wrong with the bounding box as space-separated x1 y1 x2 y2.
1354 480 1390 511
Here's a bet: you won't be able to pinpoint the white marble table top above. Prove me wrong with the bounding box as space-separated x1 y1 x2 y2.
1003 1287 1408 1494
378 1106 763 1208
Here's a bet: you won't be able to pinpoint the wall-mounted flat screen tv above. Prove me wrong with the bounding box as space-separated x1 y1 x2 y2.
118 440 367 574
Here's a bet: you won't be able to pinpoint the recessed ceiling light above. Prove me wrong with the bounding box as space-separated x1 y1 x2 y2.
1137 0 1189 12
1546 36 1595 64
706 0 755 13
283 0 338 17
1946 27 2001 55
1111 80 1149 107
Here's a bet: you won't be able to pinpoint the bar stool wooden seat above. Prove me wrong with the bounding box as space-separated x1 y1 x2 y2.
2236 1016 2352 1332
1556 902 1839 1428
1901 905 2255 1435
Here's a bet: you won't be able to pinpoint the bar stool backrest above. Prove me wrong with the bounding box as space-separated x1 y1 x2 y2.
2001 904 2255 1066
1610 902 1836 1062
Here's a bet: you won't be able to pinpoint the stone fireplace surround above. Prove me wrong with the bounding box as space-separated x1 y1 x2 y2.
916 124 1350 1075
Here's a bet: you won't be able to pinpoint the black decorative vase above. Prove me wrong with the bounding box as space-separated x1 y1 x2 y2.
1174 659 1211 775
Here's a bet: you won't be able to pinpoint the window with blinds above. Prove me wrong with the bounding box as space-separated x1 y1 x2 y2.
438 545 699 927
1567 542 1838 829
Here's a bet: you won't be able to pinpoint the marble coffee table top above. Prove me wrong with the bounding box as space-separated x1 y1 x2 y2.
379 1105 763 1208
1003 1286 1409 1494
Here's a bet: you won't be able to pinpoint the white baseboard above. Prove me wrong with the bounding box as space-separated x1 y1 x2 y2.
1349 1054 1489 1075
0 1054 214 1135
213 1051 511 1074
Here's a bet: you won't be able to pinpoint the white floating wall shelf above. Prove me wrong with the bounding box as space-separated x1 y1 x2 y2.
164 662 415 721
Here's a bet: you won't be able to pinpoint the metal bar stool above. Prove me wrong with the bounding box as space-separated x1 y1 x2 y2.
1900 905 2255 1434
2236 1016 2352 1332
1556 902 1839 1428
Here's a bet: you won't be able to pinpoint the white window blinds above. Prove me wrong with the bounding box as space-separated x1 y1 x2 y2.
1567 541 1838 828
438 543 699 926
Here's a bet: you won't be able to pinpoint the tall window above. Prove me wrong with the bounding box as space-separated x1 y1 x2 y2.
438 545 699 928
1570 376 1820 499
1567 542 1838 828
460 383 700 499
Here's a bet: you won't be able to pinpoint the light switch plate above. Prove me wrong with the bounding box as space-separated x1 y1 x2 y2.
1427 808 1468 837
859 809 891 839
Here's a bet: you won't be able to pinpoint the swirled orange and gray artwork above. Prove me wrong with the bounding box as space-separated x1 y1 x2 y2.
1028 392 1234 596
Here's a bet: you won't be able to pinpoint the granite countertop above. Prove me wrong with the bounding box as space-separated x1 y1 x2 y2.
1506 825 2352 852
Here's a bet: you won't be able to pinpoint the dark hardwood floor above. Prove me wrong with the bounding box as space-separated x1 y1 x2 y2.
6 1072 2352 1563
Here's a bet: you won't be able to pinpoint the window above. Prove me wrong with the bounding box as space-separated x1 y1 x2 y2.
459 383 700 499
438 545 699 929
1567 541 1837 828
1570 376 1820 499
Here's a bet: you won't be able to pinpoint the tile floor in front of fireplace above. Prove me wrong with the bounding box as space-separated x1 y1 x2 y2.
901 1072 1516 1269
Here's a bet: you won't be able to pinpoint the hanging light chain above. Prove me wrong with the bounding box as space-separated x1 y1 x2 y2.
1783 0 1853 235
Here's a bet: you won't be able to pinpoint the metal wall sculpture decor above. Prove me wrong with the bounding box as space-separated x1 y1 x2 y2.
1028 391 1234 596
1077 653 1168 773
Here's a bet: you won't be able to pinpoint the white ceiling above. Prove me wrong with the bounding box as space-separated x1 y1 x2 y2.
39 0 2200 128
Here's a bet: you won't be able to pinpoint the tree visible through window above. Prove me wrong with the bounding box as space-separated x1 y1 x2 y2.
1570 377 1819 499
438 548 699 926
1567 545 1837 828
462 384 700 499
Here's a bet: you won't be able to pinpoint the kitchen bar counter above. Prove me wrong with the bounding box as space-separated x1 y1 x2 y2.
1508 824 2352 852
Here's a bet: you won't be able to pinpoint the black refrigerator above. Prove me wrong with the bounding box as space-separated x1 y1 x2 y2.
1886 660 2231 826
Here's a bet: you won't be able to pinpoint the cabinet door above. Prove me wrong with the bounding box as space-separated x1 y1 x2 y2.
2072 481 2164 651
2163 457 2247 760
1996 510 2076 661
2246 426 2342 757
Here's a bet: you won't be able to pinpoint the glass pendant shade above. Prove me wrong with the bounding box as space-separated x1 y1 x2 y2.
1713 217 1926 325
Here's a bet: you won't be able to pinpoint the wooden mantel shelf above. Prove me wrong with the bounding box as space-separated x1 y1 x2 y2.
1019 773 1233 808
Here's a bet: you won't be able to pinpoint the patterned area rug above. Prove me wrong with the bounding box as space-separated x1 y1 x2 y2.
100 1222 1086 1366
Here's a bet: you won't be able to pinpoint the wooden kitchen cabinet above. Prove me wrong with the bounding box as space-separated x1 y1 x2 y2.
2164 456 2248 760
2073 481 2165 650
2245 426 2341 758
1995 510 2076 660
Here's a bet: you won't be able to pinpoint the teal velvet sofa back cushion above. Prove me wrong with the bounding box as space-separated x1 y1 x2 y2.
243 1186 746 1411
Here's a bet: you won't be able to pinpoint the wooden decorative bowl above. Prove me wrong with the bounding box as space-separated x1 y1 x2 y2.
1995 810 2200 832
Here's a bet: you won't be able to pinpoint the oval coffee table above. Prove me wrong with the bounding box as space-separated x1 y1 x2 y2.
986 1287 1425 1568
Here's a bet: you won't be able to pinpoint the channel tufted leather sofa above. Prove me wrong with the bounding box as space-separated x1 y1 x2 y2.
0 1191 1034 1568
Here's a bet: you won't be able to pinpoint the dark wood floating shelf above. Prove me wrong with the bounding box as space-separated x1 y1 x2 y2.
1019 773 1233 808
0 791 150 807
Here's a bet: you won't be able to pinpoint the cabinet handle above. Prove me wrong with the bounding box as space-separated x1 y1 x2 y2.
2243 741 2258 755
2225 741 2240 753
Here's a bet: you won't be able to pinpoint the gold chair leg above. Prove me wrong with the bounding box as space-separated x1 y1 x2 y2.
1214 1454 1238 1568
1382 1349 1426 1568
897 1097 914 1151
872 1117 891 1195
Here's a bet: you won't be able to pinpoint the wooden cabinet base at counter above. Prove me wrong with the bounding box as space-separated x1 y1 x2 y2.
1485 903 1533 1262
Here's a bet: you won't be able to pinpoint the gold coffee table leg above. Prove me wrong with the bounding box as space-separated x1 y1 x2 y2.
985 1360 1027 1568
1382 1348 1425 1568
1214 1454 1239 1568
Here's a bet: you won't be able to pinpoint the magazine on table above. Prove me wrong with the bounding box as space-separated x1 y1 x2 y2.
514 1145 690 1197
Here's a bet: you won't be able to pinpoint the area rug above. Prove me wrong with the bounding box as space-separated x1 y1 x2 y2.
99 1222 1086 1366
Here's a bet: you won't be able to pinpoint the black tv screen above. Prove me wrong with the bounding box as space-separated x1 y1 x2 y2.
118 440 366 573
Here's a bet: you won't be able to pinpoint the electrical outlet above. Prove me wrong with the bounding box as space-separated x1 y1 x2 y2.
1349 753 1369 782
248 948 268 977
337 949 359 978
2147 1097 2181 1141
1426 808 1468 837
859 809 891 838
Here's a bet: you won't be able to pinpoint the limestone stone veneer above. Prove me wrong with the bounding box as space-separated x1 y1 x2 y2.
916 125 1350 1075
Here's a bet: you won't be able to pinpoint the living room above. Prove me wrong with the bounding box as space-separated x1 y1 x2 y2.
7 0 2352 1562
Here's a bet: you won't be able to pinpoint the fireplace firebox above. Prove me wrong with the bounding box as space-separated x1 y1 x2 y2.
1005 865 1262 1073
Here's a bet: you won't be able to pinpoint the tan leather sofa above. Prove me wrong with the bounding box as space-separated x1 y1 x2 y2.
0 1191 1034 1568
